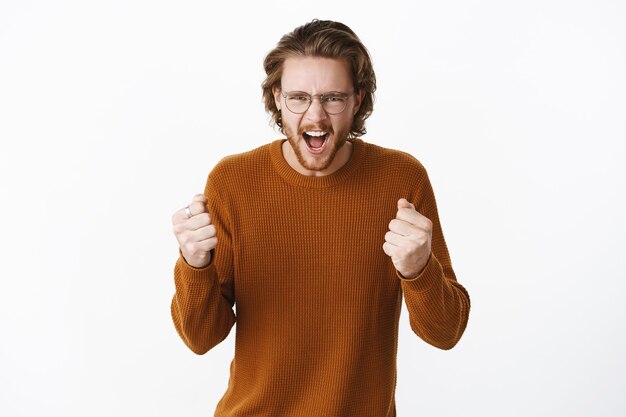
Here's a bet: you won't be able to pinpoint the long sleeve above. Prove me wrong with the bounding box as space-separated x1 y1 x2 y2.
170 173 236 355
400 168 470 350
169 139 469 416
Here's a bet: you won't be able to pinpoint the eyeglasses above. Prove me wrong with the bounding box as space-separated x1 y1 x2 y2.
281 91 355 115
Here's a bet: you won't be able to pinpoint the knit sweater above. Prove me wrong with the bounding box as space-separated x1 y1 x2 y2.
171 138 470 417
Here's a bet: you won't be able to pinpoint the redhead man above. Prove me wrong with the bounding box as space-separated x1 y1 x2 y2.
171 19 470 417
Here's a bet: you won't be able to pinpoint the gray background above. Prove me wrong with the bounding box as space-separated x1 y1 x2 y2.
1 0 625 416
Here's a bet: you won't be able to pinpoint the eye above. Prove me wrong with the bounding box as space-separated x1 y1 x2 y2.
323 95 345 103
288 95 310 102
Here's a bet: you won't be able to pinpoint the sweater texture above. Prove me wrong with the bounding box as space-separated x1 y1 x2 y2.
171 138 470 416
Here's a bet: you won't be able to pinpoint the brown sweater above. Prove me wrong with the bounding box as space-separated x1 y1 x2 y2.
171 138 470 417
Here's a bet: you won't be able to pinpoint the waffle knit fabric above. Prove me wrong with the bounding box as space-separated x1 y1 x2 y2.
171 138 470 416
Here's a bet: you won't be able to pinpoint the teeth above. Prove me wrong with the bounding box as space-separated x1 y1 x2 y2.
305 131 327 137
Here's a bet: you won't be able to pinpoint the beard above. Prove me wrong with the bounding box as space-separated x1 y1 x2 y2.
284 123 350 172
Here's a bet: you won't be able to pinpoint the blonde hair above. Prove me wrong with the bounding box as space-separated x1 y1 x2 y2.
262 19 376 137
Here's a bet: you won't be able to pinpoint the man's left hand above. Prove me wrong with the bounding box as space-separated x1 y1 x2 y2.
383 198 433 279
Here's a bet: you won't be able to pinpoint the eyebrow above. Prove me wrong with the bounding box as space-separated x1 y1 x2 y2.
283 90 348 95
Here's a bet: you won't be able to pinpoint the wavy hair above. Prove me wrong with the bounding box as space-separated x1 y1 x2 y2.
262 19 376 137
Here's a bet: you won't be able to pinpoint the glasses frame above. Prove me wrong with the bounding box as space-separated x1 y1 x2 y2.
280 90 355 115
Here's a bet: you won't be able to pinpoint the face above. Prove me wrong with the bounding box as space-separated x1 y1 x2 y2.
273 56 364 174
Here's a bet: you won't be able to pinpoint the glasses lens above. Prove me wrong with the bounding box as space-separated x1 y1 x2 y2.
285 94 311 113
321 94 348 114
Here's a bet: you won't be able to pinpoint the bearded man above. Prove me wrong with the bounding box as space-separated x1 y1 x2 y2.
171 19 470 417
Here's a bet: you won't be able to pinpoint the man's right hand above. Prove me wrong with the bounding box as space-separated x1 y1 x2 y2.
172 194 218 269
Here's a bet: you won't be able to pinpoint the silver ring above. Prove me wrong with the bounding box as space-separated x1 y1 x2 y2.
184 205 192 218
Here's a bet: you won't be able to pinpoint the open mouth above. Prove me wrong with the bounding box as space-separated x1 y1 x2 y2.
303 131 329 154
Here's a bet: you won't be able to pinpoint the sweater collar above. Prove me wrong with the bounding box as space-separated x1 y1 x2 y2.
270 138 366 188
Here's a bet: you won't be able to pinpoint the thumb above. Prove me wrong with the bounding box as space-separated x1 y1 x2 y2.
192 193 207 203
397 198 414 210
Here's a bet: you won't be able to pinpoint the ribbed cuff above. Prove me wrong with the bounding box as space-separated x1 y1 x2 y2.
397 253 442 293
177 249 216 282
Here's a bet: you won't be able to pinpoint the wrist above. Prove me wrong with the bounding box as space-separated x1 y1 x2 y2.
180 249 213 269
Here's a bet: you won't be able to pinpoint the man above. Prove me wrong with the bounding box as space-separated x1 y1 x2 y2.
171 19 470 417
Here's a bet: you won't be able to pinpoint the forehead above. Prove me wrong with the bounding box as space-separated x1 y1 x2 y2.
281 56 353 92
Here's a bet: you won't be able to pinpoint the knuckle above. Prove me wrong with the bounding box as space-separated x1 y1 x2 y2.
202 238 217 252
183 241 195 254
407 239 422 251
179 234 190 245
385 243 396 255
188 203 198 215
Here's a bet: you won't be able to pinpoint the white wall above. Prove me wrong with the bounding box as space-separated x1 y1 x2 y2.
1 0 624 416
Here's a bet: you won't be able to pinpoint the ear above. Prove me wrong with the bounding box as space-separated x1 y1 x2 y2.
352 89 366 116
273 86 282 111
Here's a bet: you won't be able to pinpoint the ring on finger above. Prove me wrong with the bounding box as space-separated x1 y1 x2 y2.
184 205 193 218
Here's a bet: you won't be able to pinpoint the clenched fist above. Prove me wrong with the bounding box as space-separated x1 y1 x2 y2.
383 198 433 279
172 194 218 269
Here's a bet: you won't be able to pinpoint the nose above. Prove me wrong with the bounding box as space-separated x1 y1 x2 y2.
304 97 327 123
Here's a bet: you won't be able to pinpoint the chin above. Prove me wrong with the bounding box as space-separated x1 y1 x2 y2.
291 134 346 172
283 122 351 172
